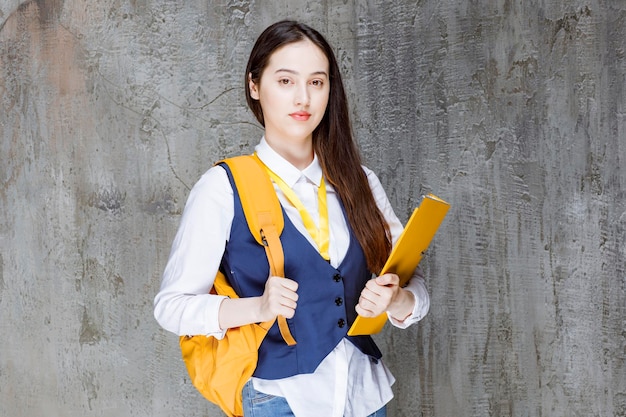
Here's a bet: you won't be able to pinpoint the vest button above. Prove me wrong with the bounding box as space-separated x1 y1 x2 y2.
337 318 346 328
333 274 342 282
335 297 343 306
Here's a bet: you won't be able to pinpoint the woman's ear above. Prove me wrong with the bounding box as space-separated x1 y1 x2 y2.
248 73 260 100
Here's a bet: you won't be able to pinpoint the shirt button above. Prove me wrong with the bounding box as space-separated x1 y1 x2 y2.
333 274 342 282
337 319 346 328
335 297 343 306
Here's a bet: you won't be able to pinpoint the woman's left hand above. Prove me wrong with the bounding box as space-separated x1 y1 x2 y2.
355 273 415 322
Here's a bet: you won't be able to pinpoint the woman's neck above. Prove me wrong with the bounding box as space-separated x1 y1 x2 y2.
265 135 314 170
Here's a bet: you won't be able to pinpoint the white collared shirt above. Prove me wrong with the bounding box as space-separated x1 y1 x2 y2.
154 137 430 416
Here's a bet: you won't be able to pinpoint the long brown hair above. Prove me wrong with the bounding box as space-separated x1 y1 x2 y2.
245 20 391 273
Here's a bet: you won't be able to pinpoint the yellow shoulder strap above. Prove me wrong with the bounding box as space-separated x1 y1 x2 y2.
217 154 296 346
223 155 284 248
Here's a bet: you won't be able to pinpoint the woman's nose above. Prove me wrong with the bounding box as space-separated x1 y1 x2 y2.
294 83 310 107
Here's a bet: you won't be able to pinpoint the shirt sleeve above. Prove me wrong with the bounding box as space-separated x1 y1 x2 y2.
153 166 233 337
363 166 431 328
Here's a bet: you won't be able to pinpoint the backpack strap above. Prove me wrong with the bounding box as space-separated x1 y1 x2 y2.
216 154 296 346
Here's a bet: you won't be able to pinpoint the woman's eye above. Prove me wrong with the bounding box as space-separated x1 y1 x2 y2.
279 78 291 85
311 80 323 87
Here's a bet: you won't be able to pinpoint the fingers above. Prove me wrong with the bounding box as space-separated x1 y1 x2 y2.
260 276 299 320
375 273 399 287
272 275 299 292
355 274 400 317
356 292 386 317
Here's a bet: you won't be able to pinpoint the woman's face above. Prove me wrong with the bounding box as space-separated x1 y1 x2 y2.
249 39 330 149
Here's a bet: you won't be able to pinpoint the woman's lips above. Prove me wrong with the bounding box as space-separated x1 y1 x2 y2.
289 111 311 121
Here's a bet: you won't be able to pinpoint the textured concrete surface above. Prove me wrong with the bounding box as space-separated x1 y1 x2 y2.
1 1 625 416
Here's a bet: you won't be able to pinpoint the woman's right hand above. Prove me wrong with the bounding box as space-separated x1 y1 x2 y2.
257 276 299 322
218 276 298 330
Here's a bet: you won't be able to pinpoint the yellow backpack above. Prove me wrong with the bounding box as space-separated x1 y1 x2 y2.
179 154 296 417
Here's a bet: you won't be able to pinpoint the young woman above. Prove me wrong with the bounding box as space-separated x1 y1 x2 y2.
154 20 430 417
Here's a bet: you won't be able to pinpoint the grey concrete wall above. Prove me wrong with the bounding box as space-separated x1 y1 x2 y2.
1 1 624 416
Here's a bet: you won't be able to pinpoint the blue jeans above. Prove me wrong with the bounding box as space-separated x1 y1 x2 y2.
242 380 387 417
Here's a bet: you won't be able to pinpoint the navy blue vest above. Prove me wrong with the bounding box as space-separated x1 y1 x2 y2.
219 163 382 380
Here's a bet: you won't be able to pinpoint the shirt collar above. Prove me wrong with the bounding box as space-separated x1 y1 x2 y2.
254 137 323 188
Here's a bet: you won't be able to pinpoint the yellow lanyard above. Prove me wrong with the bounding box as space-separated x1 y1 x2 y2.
257 155 330 261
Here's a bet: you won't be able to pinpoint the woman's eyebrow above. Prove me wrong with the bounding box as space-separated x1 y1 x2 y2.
274 68 329 77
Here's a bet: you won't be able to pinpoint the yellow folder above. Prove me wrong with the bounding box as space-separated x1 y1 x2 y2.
347 194 450 336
